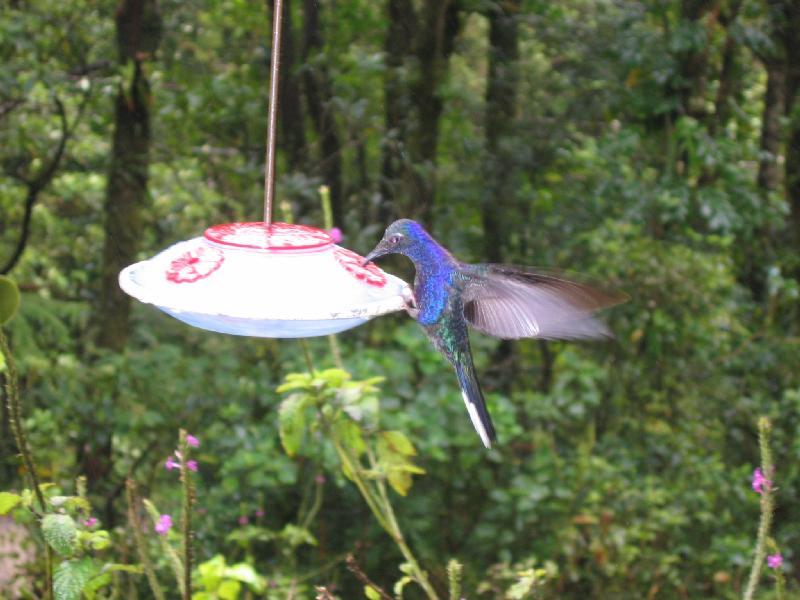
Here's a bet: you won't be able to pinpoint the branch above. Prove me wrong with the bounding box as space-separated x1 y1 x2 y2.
346 554 393 600
2 90 89 274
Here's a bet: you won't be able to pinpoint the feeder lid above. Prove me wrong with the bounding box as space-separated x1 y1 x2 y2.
119 222 410 338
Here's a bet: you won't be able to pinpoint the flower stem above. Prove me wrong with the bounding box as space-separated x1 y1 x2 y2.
0 328 52 600
743 417 775 600
126 479 166 600
179 430 195 600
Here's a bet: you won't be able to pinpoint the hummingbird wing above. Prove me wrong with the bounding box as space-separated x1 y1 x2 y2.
461 264 624 340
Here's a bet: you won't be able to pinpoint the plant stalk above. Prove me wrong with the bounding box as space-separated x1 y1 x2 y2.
743 417 775 600
179 430 195 600
126 479 166 600
0 328 52 600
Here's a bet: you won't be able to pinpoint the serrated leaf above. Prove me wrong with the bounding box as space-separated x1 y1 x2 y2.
0 492 22 515
278 393 308 457
54 558 96 600
43 514 78 556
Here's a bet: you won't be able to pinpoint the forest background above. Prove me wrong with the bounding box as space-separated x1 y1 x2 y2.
2 0 800 598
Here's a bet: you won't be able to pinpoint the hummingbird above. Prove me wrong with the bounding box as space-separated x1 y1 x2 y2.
362 219 623 449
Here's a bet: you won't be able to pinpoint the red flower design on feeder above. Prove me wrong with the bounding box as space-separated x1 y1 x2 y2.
334 247 387 287
166 247 224 284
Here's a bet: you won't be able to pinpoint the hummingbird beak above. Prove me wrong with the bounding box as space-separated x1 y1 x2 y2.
361 236 393 266
361 246 383 267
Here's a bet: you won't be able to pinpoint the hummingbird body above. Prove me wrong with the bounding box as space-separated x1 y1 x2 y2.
363 219 621 448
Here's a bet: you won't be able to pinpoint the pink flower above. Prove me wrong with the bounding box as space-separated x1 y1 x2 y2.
752 468 771 494
315 474 326 485
187 460 198 472
255 509 265 518
155 514 172 535
165 456 179 470
83 517 98 528
186 434 200 448
238 515 249 526
767 553 783 569
328 227 343 243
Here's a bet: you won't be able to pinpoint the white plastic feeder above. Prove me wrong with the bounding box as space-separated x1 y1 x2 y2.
119 222 410 338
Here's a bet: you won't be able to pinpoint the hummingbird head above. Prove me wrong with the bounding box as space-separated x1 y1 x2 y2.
362 219 421 266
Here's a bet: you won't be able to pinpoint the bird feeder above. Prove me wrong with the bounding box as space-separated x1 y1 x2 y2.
119 222 408 337
118 0 410 338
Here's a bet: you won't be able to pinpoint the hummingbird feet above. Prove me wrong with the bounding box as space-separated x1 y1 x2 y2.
401 286 419 320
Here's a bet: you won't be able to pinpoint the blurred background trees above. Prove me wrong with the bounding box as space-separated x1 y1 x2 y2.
2 0 800 597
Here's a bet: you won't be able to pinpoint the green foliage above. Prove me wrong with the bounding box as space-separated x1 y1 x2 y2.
54 558 96 600
193 554 266 599
42 514 78 556
2 0 800 598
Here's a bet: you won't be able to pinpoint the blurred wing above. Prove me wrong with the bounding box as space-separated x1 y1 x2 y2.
462 264 625 340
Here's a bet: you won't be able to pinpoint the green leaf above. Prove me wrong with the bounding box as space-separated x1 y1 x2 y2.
0 276 20 325
43 513 78 556
83 572 112 599
334 419 365 456
225 563 266 591
379 431 416 456
54 558 97 600
393 575 413 597
364 585 381 599
0 492 22 515
278 393 308 457
218 579 241 600
387 469 413 496
49 495 91 513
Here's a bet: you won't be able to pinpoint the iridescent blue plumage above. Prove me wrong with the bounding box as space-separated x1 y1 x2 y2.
363 219 623 448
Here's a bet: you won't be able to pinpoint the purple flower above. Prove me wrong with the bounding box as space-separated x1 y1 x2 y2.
165 455 179 471
83 517 98 528
186 434 200 448
752 468 772 494
238 515 249 526
187 460 198 472
155 514 173 535
767 553 783 569
328 227 343 243
255 509 265 518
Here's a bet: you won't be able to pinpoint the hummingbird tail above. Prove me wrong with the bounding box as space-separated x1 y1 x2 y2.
455 362 497 449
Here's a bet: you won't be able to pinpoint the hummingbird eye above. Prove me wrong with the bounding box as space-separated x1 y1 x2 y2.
389 234 403 245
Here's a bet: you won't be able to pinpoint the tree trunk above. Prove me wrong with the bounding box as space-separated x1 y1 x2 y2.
379 0 461 225
302 0 343 224
757 61 785 193
275 0 306 172
379 0 415 224
408 0 461 224
482 0 520 263
676 0 716 121
711 0 743 134
91 0 160 523
776 0 800 246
